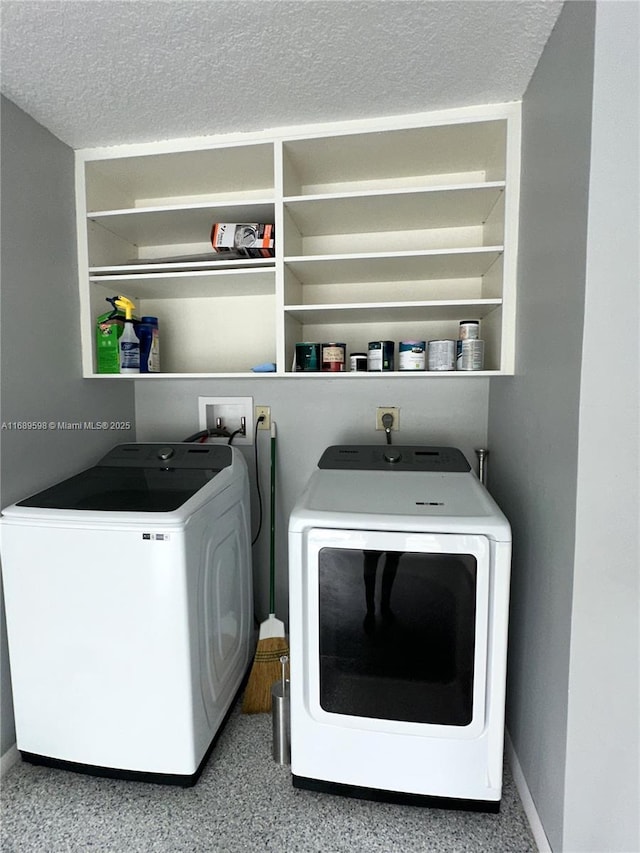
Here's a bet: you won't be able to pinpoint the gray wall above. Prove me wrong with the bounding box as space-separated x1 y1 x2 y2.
563 2 639 851
0 97 136 755
488 3 595 848
135 377 490 621
489 2 639 851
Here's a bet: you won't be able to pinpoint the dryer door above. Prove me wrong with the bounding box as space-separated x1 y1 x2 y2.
303 528 490 738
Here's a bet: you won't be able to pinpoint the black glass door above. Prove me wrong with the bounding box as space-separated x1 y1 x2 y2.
318 547 477 726
17 467 219 512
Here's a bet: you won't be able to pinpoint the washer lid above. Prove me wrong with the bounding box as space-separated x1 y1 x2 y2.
14 443 232 513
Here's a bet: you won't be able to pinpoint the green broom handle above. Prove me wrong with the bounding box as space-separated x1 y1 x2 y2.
269 423 276 615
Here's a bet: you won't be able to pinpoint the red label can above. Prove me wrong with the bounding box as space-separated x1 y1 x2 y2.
321 343 346 372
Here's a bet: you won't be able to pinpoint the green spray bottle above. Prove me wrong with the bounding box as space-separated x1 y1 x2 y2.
114 295 140 374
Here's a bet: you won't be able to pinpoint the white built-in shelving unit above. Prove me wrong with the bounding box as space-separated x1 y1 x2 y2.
76 103 521 378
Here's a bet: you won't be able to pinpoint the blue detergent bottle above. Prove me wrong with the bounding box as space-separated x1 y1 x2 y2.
137 316 160 373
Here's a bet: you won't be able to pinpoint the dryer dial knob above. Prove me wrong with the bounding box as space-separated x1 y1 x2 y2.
384 449 402 464
157 447 175 461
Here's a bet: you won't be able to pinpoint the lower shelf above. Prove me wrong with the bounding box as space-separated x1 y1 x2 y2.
86 370 503 379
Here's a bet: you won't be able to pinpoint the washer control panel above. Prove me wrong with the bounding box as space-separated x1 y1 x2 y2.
96 443 233 470
318 445 471 472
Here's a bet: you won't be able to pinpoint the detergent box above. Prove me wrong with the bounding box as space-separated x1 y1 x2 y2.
95 309 126 374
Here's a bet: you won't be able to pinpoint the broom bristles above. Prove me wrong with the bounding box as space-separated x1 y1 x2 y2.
242 635 290 714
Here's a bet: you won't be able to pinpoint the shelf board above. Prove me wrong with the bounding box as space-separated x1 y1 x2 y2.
284 184 504 236
86 369 502 379
281 370 501 377
86 372 277 379
284 299 502 324
89 267 275 298
284 247 502 284
90 257 274 274
87 201 275 245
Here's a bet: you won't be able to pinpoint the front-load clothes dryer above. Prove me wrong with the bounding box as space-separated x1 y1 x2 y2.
1 443 253 786
288 445 511 811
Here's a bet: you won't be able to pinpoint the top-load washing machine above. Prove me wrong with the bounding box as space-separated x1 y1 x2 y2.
1 442 253 786
288 445 511 811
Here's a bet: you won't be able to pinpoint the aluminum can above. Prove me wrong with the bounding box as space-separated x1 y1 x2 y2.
459 320 480 340
456 339 485 371
349 353 368 372
399 341 426 371
321 343 346 372
295 342 320 371
427 340 456 371
367 341 394 371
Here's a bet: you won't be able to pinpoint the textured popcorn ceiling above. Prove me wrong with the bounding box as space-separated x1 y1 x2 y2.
1 0 564 150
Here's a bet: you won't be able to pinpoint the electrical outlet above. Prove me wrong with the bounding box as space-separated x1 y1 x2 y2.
255 405 271 430
376 406 399 430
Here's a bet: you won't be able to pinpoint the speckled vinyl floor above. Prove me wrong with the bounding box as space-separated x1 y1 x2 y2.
1 700 537 853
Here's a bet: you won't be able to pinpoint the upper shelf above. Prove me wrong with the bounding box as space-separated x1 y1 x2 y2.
85 142 275 211
283 299 503 324
88 266 275 299
283 184 504 237
284 248 503 284
88 202 275 247
282 120 507 196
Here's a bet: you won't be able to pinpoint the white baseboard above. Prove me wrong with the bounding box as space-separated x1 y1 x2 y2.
505 730 552 853
1 743 20 777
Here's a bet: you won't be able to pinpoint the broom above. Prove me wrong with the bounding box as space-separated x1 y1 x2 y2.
242 421 289 713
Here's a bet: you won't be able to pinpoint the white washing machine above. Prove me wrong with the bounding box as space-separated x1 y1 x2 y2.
1 442 253 786
288 445 511 811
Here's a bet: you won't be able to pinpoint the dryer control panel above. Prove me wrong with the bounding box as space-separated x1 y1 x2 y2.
318 446 471 472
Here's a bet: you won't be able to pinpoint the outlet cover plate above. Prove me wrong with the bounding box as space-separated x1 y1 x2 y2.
376 406 399 430
255 405 271 430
